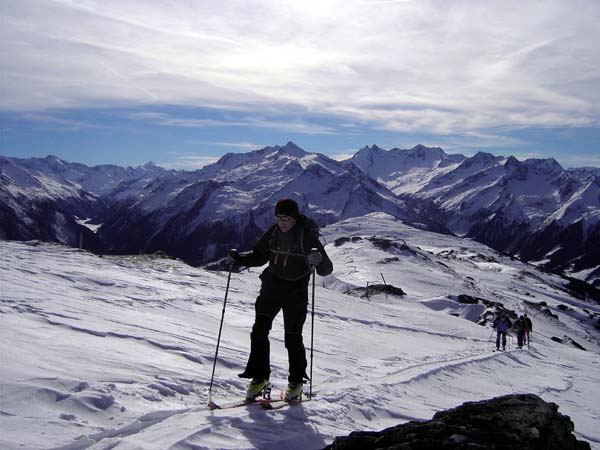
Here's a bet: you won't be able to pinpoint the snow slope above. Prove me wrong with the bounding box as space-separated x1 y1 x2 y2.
1 214 599 450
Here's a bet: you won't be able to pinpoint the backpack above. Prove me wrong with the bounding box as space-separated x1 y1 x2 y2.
302 215 321 242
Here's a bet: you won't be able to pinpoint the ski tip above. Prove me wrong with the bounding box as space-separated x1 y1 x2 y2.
207 401 221 410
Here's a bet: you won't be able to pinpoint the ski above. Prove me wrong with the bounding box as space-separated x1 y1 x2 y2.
208 387 313 410
208 382 279 410
261 392 314 410
208 397 283 410
261 399 303 410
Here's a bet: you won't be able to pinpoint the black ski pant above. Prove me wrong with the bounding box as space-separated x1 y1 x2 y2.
239 274 308 384
517 331 526 348
496 331 507 350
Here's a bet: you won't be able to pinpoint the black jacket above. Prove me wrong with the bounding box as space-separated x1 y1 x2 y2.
237 215 333 282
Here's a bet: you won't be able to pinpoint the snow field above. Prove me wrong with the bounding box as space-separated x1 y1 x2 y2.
1 214 599 449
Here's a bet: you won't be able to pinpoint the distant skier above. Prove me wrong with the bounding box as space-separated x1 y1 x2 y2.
514 315 527 348
523 313 533 345
493 313 512 351
227 198 333 402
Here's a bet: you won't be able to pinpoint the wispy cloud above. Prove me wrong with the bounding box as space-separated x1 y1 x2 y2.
2 0 600 138
193 141 264 151
157 155 221 170
157 142 266 169
556 153 600 169
97 59 159 102
126 111 336 134
21 113 106 130
330 153 356 161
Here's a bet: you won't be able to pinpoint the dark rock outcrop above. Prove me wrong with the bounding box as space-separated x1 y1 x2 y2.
323 394 590 450
349 283 407 299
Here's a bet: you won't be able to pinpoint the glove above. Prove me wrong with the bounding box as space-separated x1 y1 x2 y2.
307 250 322 267
226 249 239 265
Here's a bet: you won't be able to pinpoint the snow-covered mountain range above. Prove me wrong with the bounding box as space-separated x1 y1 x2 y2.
1 143 599 283
2 214 599 449
0 155 172 252
347 145 600 282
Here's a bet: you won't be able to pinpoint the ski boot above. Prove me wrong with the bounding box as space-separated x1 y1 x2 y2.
283 382 303 402
245 378 270 402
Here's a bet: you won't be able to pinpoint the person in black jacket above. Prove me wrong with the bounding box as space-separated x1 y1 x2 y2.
524 313 533 345
227 198 333 401
514 315 527 349
493 314 512 351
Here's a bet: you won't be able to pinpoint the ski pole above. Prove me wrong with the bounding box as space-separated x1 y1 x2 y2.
207 260 234 408
487 328 494 351
308 258 317 399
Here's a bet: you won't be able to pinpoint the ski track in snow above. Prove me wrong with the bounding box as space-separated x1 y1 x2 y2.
1 215 600 450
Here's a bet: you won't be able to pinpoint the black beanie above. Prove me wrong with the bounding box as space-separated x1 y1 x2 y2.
275 198 299 218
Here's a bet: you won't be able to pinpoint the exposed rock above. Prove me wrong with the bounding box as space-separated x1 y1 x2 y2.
367 237 416 256
334 236 352 246
334 236 364 247
552 336 587 351
349 283 406 299
377 256 400 264
568 338 587 351
456 294 482 304
524 300 559 321
564 278 600 305
323 394 590 450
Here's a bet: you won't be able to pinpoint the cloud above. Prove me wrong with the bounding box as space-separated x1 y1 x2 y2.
2 0 600 137
556 153 600 169
125 110 337 134
330 153 357 161
157 155 221 170
157 142 265 169
20 113 106 131
196 141 264 151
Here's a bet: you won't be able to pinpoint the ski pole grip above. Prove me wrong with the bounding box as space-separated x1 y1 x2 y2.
309 248 320 269
227 249 239 267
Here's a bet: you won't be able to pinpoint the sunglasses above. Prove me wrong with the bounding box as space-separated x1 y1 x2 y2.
275 215 294 222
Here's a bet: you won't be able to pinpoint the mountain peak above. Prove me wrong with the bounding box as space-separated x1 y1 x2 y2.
505 155 521 166
43 154 68 166
358 144 385 153
140 161 159 171
349 145 387 169
412 144 440 151
278 141 308 157
523 157 563 174
408 145 445 158
472 151 496 160
460 151 502 166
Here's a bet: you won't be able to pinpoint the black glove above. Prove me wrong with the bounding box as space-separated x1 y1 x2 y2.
226 249 239 265
307 249 322 267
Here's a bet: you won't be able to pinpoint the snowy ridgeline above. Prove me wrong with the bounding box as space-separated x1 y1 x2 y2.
3 144 600 278
1 214 600 450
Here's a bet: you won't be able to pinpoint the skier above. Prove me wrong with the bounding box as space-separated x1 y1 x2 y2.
492 313 512 351
227 198 333 402
514 315 527 348
523 313 533 345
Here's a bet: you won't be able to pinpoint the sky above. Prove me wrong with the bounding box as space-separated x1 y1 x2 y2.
1 0 600 169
